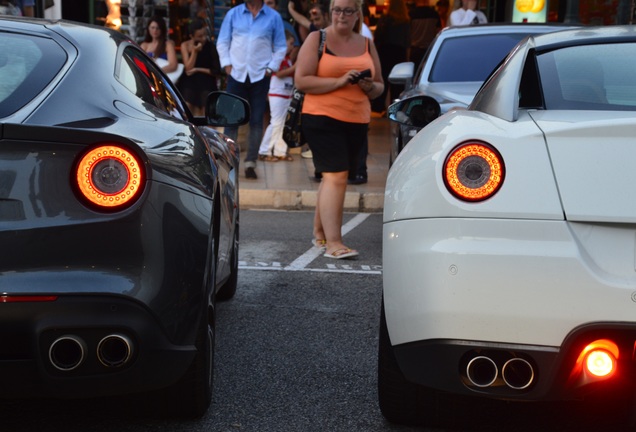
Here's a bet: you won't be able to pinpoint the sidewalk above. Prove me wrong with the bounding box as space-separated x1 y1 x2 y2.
238 115 390 212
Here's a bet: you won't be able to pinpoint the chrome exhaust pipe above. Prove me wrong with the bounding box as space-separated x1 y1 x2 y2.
97 334 133 368
49 335 86 371
502 357 534 390
466 356 498 387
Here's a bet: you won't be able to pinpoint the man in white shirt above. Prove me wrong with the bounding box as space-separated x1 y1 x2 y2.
217 0 288 179
448 0 487 26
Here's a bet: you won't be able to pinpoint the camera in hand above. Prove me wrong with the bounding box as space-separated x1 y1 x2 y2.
350 68 371 84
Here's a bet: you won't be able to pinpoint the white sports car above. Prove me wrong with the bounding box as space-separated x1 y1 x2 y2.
380 25 636 427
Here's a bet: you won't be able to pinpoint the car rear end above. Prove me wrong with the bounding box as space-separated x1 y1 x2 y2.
0 19 210 398
381 27 636 426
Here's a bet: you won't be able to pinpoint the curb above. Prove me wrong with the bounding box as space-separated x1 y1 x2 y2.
239 189 384 212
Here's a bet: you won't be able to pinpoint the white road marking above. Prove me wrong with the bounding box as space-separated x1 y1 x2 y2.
285 213 370 271
238 213 380 274
238 263 381 275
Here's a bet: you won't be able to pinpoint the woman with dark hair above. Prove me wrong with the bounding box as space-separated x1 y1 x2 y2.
178 18 222 116
140 16 180 77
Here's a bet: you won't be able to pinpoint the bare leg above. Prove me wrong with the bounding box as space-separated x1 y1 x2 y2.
313 182 325 241
317 171 355 255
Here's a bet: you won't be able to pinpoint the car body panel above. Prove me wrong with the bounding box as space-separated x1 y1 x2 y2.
381 26 636 421
0 17 247 403
385 110 563 221
384 217 636 347
532 110 636 223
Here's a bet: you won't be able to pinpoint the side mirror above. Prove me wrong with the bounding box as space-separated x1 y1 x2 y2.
388 95 441 129
205 91 250 127
388 62 415 86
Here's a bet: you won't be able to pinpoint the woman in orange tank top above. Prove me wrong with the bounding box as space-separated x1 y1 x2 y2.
294 0 383 259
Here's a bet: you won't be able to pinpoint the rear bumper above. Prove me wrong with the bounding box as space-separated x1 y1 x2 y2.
383 217 636 400
393 322 636 401
0 296 196 398
382 218 636 347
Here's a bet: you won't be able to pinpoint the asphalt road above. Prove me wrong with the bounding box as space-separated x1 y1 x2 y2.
0 210 633 431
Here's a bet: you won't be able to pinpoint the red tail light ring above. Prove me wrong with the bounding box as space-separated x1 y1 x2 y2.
76 145 144 209
444 142 505 202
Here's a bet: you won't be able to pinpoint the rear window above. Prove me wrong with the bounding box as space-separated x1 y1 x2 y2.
538 43 636 111
428 33 530 83
0 32 67 118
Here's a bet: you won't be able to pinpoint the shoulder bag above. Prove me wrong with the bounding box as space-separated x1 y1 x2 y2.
282 29 326 149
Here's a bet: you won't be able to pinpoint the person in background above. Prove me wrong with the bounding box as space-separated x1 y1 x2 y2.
288 0 330 33
290 0 312 41
295 0 383 259
266 0 301 61
13 0 34 16
288 0 331 162
360 20 374 39
449 0 487 26
372 0 410 113
258 30 297 161
178 18 221 116
217 0 288 180
141 16 180 76
349 10 374 185
408 0 440 67
436 0 449 27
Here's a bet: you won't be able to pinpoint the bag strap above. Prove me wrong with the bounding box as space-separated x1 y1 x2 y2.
318 29 326 60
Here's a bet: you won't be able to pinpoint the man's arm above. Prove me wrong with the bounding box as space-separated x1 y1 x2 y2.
216 9 234 68
268 15 288 71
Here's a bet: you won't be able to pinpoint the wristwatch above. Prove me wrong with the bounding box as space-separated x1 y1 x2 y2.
266 67 273 75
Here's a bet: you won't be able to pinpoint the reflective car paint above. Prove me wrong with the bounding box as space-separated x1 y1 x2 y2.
0 16 248 416
380 25 636 427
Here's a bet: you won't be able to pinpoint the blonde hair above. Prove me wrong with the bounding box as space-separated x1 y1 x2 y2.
329 0 363 33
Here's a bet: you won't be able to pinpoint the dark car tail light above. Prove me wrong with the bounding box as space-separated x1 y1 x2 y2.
75 145 145 209
0 295 58 302
444 141 505 202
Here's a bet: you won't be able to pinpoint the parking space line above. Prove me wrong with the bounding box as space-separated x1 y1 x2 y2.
238 264 381 275
284 213 371 271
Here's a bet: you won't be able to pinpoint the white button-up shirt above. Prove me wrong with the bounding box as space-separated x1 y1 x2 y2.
217 3 288 83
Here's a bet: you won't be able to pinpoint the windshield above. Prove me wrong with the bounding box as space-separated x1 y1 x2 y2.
538 43 636 110
428 33 530 83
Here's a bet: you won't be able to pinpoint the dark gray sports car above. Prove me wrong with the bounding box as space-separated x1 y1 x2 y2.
0 17 249 417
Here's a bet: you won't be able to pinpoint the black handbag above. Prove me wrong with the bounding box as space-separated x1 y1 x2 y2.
282 29 326 148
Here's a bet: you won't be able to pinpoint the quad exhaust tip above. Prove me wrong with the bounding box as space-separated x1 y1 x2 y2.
48 333 134 371
97 334 134 368
466 356 498 387
49 335 87 371
465 355 535 390
502 357 535 390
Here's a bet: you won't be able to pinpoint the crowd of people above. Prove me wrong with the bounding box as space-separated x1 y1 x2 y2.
0 0 34 16
140 0 488 259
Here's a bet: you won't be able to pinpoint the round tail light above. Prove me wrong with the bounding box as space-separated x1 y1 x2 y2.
444 142 504 202
75 145 144 209
580 339 619 379
585 349 616 378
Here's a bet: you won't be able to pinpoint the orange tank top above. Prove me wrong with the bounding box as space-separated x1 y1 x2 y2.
302 38 374 124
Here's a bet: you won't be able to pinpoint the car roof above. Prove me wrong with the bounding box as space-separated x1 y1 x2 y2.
436 23 577 38
531 24 636 51
0 16 132 45
471 25 636 122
